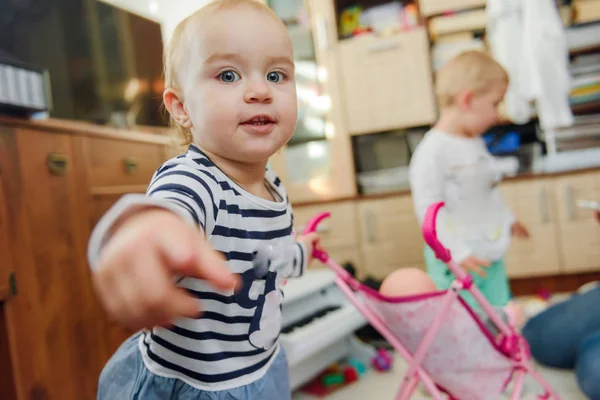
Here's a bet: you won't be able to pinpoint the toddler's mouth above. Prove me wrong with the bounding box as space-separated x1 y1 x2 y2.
241 115 275 126
240 115 276 134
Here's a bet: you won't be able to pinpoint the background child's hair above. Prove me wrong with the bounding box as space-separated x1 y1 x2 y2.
163 0 277 146
435 50 509 108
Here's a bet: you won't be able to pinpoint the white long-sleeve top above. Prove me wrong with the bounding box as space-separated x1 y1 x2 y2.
409 130 515 263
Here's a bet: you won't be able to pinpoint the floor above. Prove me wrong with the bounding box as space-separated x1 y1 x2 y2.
292 352 586 399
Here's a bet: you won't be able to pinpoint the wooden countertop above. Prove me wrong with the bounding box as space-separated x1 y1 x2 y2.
0 116 178 146
293 165 600 207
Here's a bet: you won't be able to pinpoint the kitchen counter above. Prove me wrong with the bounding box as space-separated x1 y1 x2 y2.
292 160 600 207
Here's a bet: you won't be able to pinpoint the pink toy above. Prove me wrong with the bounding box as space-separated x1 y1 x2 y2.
372 348 393 372
303 202 560 400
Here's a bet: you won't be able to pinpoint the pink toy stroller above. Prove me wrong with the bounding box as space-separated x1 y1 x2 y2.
303 202 559 400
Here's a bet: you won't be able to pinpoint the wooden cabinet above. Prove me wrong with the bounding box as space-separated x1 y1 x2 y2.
0 129 14 302
418 0 486 17
0 118 173 400
293 201 363 271
554 171 600 273
0 128 105 399
338 28 437 135
501 179 562 278
357 195 424 280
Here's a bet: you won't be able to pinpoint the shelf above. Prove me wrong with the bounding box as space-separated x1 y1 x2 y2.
570 44 600 57
572 100 600 115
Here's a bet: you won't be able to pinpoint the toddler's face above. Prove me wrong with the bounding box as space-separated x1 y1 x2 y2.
464 82 507 137
179 7 297 163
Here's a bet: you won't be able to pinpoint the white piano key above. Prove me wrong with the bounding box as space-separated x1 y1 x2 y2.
281 304 366 367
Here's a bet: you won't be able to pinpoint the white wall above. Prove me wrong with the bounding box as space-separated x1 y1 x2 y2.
98 0 268 43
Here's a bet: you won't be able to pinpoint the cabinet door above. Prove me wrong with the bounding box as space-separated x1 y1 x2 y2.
338 28 437 135
554 172 600 273
500 179 561 278
358 196 425 280
0 129 14 302
292 201 359 248
4 129 105 400
418 0 486 17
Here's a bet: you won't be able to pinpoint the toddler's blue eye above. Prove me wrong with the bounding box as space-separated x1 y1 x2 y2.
220 71 240 83
267 71 284 83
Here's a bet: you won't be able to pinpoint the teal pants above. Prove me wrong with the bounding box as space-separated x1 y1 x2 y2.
424 246 512 309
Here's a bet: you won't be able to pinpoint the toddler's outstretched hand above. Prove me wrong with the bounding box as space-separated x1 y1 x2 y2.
93 209 238 331
460 256 491 277
511 221 530 238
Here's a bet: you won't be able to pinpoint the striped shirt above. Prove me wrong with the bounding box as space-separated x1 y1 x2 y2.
88 144 307 391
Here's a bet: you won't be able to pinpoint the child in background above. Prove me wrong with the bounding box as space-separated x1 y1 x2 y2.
87 1 319 398
409 51 529 311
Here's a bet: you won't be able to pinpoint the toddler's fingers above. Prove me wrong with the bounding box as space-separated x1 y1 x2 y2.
156 227 238 291
473 257 491 267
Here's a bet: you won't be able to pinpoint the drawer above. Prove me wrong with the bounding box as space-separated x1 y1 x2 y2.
419 0 486 17
362 243 425 280
83 137 164 187
293 201 359 248
338 28 436 134
357 196 421 244
505 225 561 278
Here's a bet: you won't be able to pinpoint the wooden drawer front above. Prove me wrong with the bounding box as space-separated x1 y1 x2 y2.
293 201 359 248
505 225 561 278
362 244 425 280
500 179 557 226
419 0 486 17
558 222 600 273
357 196 419 244
358 196 424 279
339 28 436 134
555 172 600 223
83 137 163 187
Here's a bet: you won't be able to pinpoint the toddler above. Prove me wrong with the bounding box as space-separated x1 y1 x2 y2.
88 1 319 398
409 51 529 310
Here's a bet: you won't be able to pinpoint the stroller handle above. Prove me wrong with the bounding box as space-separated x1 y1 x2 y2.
302 212 331 263
422 202 452 263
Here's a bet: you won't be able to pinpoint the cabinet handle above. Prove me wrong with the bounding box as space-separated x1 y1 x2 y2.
47 153 68 175
539 187 550 223
368 40 400 53
565 184 575 221
123 157 138 174
365 209 375 243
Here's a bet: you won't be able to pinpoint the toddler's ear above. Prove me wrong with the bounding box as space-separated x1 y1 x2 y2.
455 89 474 112
164 89 192 129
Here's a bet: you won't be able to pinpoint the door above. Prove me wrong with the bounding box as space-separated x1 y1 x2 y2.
3 128 105 400
500 179 562 278
554 171 600 273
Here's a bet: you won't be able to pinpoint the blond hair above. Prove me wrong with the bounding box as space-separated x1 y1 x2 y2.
163 0 276 145
435 50 509 108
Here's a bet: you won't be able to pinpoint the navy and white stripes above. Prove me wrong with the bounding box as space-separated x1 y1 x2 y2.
135 144 306 390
